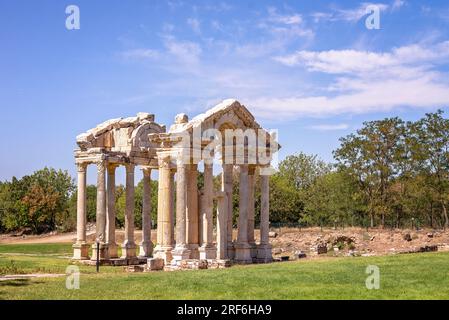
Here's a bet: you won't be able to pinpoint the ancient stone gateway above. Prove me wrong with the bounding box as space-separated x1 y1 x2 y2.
72 99 279 268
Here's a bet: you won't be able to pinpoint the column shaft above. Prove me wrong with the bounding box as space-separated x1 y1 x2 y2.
76 164 87 243
91 160 109 260
96 161 107 243
186 164 199 258
235 165 252 263
73 163 89 260
260 174 270 245
216 195 227 259
222 164 234 258
257 173 272 263
154 155 174 263
199 163 216 259
106 164 118 258
247 168 256 258
139 168 153 257
176 164 187 246
122 164 136 259
237 165 249 244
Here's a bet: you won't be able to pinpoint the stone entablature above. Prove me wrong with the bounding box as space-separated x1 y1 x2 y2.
72 99 279 268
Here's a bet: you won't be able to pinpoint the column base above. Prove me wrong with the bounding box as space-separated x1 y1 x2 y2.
121 241 137 259
108 242 119 259
256 243 273 263
234 242 252 263
199 244 217 260
171 246 191 262
227 242 235 260
91 243 109 261
153 245 174 264
72 243 90 260
139 241 154 258
249 242 257 260
187 244 199 259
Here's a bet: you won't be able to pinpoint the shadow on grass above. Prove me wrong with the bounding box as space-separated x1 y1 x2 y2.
0 278 31 287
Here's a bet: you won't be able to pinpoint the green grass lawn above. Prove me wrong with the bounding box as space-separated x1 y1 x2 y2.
1 243 449 300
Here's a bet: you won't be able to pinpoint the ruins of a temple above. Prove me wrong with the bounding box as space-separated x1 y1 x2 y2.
72 99 279 269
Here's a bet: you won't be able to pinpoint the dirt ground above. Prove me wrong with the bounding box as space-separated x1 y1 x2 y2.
1 225 449 259
269 226 449 259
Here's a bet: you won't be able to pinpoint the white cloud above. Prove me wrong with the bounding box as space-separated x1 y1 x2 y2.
268 7 303 25
187 18 201 34
307 123 350 131
274 42 449 75
311 2 389 23
251 41 449 119
164 36 202 66
336 2 389 22
391 0 406 11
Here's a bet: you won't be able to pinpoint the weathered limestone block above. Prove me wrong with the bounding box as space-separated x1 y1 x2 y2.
147 258 165 271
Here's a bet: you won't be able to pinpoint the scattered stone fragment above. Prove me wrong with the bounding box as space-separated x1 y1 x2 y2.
147 258 164 271
403 233 412 242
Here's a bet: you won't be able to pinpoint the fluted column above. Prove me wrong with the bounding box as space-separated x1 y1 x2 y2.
91 160 109 260
121 164 137 259
235 165 252 263
154 154 174 263
223 164 234 259
216 193 227 259
139 167 153 257
247 166 257 258
106 164 118 258
199 163 217 259
172 160 190 261
73 163 89 260
257 172 272 262
186 164 199 259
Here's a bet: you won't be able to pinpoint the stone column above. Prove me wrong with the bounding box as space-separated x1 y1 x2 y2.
154 154 174 263
106 164 118 258
139 167 153 257
235 165 252 263
91 160 109 260
222 164 234 259
257 173 272 262
216 193 227 260
121 164 137 259
199 163 217 259
247 166 257 259
73 163 89 260
172 160 190 261
186 164 199 259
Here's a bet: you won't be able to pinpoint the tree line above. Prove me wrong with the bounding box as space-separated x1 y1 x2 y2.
1 110 449 234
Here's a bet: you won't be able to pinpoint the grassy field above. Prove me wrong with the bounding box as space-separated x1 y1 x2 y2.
1 243 449 300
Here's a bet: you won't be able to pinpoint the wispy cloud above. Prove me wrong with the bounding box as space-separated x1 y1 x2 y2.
307 123 350 131
120 48 159 60
391 0 406 11
252 41 449 119
187 18 201 34
311 2 390 23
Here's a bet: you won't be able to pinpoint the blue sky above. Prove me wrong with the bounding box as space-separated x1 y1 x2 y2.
1 0 449 184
